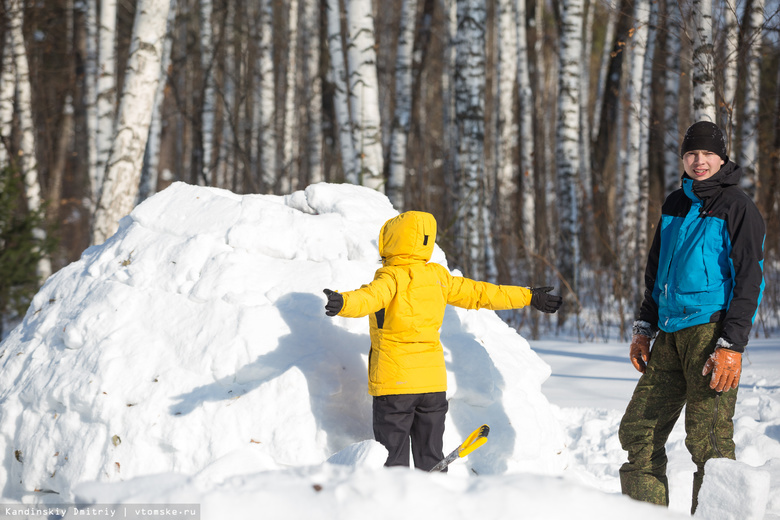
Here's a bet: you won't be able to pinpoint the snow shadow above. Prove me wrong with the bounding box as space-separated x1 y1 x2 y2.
442 308 514 475
532 347 625 364
169 292 373 454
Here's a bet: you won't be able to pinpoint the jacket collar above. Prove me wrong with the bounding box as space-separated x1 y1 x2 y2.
681 161 741 203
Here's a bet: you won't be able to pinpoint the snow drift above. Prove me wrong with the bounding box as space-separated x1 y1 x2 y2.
0 182 565 501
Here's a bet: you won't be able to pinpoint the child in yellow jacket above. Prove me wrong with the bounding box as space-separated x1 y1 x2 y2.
323 211 561 470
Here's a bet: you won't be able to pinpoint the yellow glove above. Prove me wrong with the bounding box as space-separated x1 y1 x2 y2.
702 347 742 392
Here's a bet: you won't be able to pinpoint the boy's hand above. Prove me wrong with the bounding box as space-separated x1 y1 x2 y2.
629 334 651 373
702 347 742 392
530 286 562 313
323 289 344 316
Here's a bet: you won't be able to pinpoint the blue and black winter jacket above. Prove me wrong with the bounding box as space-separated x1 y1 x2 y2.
638 162 765 351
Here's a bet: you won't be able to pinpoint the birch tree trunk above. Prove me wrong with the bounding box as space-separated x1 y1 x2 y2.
740 0 764 198
619 0 650 300
496 0 518 224
6 0 51 280
258 0 277 191
346 0 384 191
303 0 323 184
200 0 215 186
636 0 657 298
578 0 595 262
387 0 419 210
282 0 300 193
326 0 357 183
556 0 584 299
140 0 178 203
84 0 99 203
690 0 717 121
96 0 118 192
722 0 738 140
592 0 618 143
454 0 488 279
0 29 14 169
663 0 682 195
92 0 173 244
515 0 535 254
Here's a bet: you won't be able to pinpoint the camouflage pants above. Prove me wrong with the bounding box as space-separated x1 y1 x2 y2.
618 322 738 514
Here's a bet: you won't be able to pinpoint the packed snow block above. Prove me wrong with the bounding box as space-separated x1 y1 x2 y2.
694 458 770 520
0 182 565 501
326 440 388 468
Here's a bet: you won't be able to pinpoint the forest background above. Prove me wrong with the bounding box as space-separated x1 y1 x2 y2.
0 0 779 342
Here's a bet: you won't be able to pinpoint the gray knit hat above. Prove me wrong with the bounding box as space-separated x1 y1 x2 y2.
680 121 729 162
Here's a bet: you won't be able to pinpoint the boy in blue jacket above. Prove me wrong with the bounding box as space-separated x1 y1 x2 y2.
618 121 765 514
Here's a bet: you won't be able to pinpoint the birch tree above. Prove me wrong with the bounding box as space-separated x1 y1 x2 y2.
200 0 216 186
387 0 419 210
141 0 178 203
96 0 118 188
740 0 764 197
556 0 584 298
258 0 278 191
663 0 682 195
495 0 518 235
722 0 739 140
690 0 717 121
346 0 384 191
6 0 50 280
282 0 300 193
619 0 650 300
515 0 535 254
303 0 323 184
84 0 99 203
0 29 14 168
92 0 173 244
454 0 489 279
326 0 357 183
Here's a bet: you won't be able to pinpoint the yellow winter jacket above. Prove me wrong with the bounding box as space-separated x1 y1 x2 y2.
338 211 532 396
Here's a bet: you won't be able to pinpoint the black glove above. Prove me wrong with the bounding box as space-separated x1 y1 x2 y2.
323 289 344 317
530 286 562 313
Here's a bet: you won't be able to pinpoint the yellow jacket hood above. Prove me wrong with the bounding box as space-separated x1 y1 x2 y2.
379 211 436 266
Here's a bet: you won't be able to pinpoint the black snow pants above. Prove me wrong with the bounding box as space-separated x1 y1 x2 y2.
373 391 448 471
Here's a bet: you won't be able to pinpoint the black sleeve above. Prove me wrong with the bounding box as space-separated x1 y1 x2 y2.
636 218 662 328
721 195 765 350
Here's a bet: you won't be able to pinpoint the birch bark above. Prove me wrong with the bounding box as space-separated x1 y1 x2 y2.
556 0 584 296
141 0 178 202
387 0 418 210
303 0 323 184
663 0 682 195
6 0 50 279
326 0 357 183
515 0 535 254
0 30 14 169
258 0 277 191
346 0 384 191
740 0 764 198
690 0 717 121
282 0 300 193
92 0 173 244
454 0 488 279
496 0 518 238
96 0 118 192
200 0 215 186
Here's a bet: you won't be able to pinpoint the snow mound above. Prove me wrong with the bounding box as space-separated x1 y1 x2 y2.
0 182 565 502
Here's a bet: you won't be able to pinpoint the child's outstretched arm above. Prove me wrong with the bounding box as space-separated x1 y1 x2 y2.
323 271 397 318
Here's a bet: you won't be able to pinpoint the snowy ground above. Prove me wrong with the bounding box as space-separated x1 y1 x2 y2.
534 336 780 518
0 182 777 520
